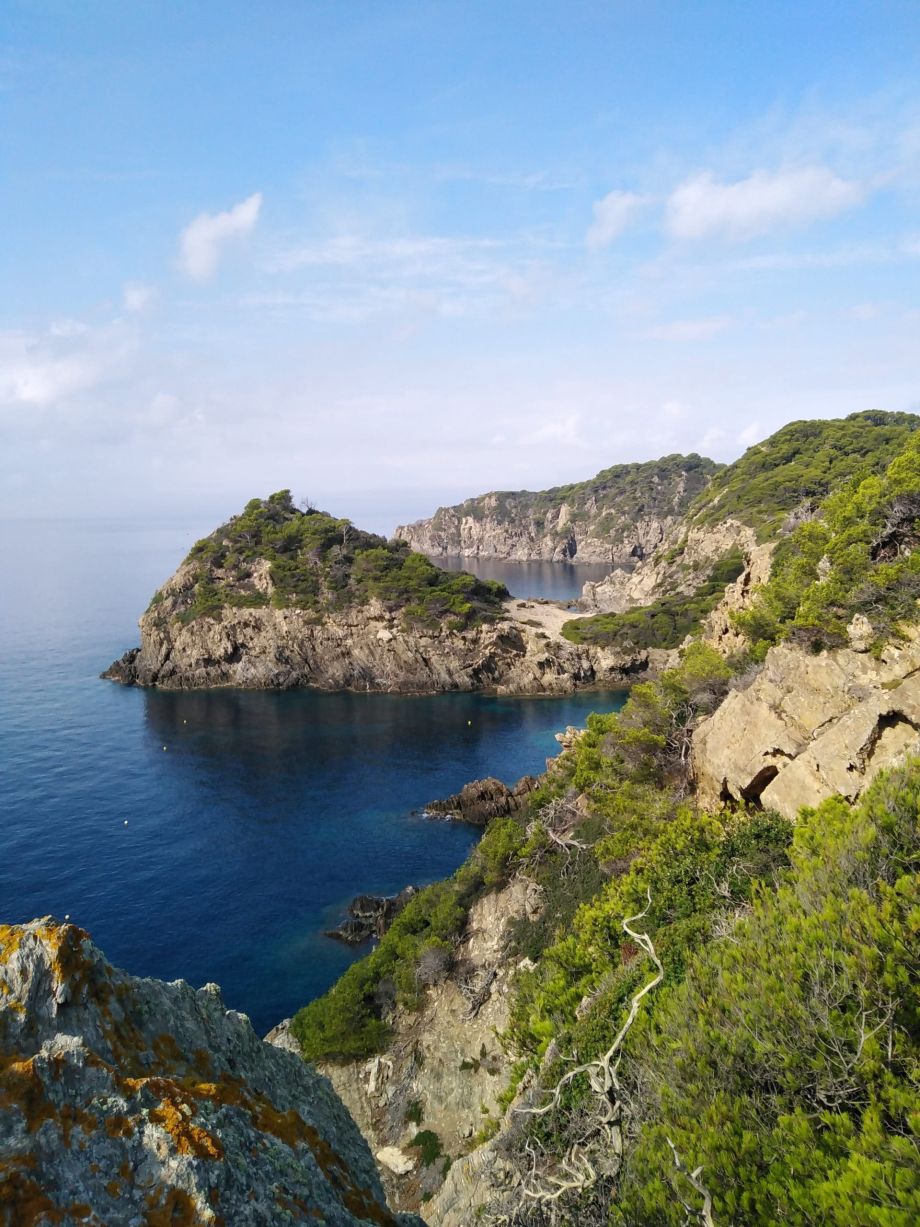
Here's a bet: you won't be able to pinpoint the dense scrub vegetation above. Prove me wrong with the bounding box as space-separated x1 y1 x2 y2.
736 430 920 656
612 765 920 1225
497 663 918 1225
690 410 919 540
560 549 745 650
166 490 508 629
425 453 719 532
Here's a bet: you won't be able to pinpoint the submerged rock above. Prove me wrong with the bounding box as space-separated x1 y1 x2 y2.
424 775 537 825
0 918 424 1226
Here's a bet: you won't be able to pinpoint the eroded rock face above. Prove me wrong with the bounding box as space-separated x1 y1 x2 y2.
580 520 755 615
103 574 640 695
0 919 423 1226
692 636 920 819
313 878 543 1215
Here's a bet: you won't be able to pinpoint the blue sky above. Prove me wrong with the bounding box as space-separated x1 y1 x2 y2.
2 1 919 530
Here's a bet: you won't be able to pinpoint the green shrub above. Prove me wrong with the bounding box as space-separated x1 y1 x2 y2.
735 429 920 654
171 490 508 627
561 550 745 649
689 410 919 540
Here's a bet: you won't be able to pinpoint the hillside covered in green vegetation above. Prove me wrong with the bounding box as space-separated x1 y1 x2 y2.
562 549 746 650
689 409 919 540
294 417 920 1223
160 489 509 631
442 452 719 528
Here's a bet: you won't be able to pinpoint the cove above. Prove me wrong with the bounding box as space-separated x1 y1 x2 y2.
1 519 624 1034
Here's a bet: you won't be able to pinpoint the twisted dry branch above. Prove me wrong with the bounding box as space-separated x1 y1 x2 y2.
513 889 665 1209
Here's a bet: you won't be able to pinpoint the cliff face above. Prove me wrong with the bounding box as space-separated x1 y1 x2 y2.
315 878 540 1214
395 455 720 563
693 628 920 818
0 919 423 1226
105 575 639 694
105 494 647 694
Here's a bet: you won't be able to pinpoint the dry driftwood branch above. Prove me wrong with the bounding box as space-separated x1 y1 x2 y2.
512 889 665 1209
666 1137 716 1227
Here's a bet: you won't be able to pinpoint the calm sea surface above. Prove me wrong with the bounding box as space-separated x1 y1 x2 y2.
434 554 613 602
0 520 622 1034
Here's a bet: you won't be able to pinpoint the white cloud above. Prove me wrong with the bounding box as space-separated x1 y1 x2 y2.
646 316 732 341
666 166 866 241
737 420 761 447
0 319 134 408
123 281 155 312
179 192 262 280
586 190 645 250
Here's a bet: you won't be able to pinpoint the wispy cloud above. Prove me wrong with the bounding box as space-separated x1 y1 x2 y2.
646 316 732 341
586 190 645 250
122 281 155 312
0 319 133 408
179 192 262 280
666 165 866 241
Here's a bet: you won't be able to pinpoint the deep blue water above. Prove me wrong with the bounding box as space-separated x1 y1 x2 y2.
434 554 612 602
0 520 623 1035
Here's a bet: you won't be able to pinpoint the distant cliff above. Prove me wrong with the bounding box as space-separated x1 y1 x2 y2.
0 918 423 1226
395 454 720 563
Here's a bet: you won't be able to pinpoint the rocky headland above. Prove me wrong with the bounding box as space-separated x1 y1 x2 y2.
103 491 642 694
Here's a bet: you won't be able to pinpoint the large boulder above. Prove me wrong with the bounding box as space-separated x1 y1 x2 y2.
692 636 920 819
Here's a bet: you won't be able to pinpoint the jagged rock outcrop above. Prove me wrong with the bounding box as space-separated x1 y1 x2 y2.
580 520 756 615
396 455 720 563
424 775 537 825
309 878 544 1215
325 888 418 945
693 632 920 818
104 569 641 695
0 918 423 1226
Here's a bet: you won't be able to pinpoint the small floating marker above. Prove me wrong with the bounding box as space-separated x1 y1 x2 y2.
163 745 167 751
183 719 187 724
64 914 70 920
124 820 129 826
467 720 472 726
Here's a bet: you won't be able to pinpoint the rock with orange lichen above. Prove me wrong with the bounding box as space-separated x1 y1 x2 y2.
0 919 425 1227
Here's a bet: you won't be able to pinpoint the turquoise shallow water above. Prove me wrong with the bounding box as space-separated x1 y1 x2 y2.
0 519 623 1035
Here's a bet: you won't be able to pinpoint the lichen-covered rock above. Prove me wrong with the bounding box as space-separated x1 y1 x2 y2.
692 637 920 818
0 919 424 1226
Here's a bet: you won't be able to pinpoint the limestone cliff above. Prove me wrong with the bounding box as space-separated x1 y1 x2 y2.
395 454 719 563
0 919 423 1226
105 584 640 694
693 628 920 819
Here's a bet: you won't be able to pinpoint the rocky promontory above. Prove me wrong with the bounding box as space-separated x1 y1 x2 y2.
103 490 641 694
395 453 719 563
0 918 423 1226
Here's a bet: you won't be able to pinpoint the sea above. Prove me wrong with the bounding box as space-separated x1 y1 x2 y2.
0 519 623 1035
